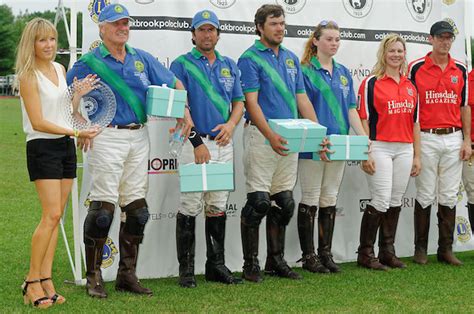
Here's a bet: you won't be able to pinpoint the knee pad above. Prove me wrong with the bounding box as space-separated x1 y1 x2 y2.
122 199 149 236
271 191 295 226
83 201 114 240
241 192 271 226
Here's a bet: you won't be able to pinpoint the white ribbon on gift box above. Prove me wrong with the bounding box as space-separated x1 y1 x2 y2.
162 83 175 117
275 119 310 151
201 163 208 191
182 161 224 191
346 135 350 160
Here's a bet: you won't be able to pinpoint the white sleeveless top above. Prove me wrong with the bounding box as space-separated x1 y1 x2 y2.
21 62 69 142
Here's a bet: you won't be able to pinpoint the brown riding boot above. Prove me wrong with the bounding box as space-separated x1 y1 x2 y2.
413 201 430 264
265 208 302 279
85 237 108 298
318 206 341 273
378 206 406 268
357 205 388 271
115 223 153 295
241 217 263 282
437 205 462 266
297 204 329 273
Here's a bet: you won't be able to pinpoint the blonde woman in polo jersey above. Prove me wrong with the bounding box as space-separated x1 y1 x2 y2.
297 20 366 274
357 34 420 270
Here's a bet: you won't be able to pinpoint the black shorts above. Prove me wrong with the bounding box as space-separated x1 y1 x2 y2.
26 136 77 181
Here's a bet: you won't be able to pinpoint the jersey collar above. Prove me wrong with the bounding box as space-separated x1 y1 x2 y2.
424 52 456 70
99 43 136 57
310 56 340 70
254 39 286 52
190 47 224 61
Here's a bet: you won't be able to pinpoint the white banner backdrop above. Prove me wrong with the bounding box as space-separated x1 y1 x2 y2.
77 0 473 281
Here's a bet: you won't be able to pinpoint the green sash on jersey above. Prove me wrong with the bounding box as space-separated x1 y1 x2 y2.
301 58 348 134
80 52 147 123
175 55 230 121
240 50 298 118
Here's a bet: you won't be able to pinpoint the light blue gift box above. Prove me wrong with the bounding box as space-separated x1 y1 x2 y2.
267 119 327 153
146 85 187 118
313 135 369 161
179 162 234 193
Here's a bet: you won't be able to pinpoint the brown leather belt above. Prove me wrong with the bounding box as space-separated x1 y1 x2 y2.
420 127 461 135
89 201 115 211
108 124 145 130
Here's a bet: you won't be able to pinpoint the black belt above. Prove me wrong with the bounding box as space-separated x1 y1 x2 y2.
108 124 145 130
200 134 217 140
420 127 461 135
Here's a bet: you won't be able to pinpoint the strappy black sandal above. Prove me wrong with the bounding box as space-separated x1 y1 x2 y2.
40 277 66 304
21 279 53 309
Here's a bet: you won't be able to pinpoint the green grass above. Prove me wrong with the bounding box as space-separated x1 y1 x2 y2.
2 97 474 312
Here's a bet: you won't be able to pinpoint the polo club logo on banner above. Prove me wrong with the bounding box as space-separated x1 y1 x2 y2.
406 0 432 22
456 216 471 243
342 0 373 18
210 0 237 9
276 0 307 14
101 238 118 268
88 0 111 23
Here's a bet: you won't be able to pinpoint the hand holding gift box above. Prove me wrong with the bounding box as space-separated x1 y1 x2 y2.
313 135 369 161
146 84 187 118
266 119 327 153
179 162 234 193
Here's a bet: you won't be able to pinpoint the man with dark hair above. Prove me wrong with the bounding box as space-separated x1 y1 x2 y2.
237 4 321 283
409 20 470 266
170 9 244 288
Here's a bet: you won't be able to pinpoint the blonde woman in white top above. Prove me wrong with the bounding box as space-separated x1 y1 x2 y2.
17 18 98 308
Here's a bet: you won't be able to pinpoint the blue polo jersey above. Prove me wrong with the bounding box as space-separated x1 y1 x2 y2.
170 48 244 136
300 57 356 160
237 40 306 120
67 43 176 126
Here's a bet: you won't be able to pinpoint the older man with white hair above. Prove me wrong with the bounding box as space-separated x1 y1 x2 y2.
67 3 190 298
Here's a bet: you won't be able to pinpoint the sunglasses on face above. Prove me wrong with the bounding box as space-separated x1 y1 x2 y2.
434 34 455 42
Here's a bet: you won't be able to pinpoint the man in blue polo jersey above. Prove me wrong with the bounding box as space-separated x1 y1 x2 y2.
67 3 190 298
237 4 321 283
170 10 244 288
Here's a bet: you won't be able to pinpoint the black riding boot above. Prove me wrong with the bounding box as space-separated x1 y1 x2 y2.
241 217 263 282
205 215 242 284
176 213 197 287
265 207 302 279
318 206 341 273
297 204 329 273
